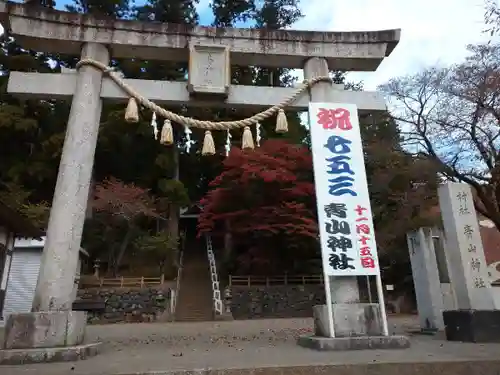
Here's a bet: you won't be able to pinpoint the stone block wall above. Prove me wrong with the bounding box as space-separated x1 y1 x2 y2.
230 285 325 319
76 283 175 324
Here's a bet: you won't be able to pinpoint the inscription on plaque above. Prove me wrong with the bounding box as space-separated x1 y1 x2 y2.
188 43 230 97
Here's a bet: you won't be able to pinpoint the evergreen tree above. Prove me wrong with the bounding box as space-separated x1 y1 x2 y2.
252 0 305 144
136 0 199 23
24 0 56 7
0 34 63 223
131 0 202 242
211 0 256 27
66 0 131 18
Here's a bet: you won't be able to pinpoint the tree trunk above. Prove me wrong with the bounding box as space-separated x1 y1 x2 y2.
223 220 233 264
113 227 133 276
86 171 94 219
167 147 180 241
107 243 116 276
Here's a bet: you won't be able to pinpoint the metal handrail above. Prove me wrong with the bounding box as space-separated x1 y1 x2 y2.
205 235 223 315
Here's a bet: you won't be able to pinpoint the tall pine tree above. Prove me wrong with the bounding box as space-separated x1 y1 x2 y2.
252 0 305 144
0 27 64 224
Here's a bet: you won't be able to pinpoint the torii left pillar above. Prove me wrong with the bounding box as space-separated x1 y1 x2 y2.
2 42 108 356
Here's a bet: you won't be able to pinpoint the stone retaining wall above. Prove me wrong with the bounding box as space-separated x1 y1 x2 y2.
76 283 175 324
230 285 326 319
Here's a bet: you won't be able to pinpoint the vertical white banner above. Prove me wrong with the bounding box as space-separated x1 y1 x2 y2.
309 103 380 276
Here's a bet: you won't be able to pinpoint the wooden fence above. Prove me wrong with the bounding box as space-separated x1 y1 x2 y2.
229 274 323 287
79 275 165 288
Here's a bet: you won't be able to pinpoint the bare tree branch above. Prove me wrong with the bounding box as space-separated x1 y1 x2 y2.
379 43 500 230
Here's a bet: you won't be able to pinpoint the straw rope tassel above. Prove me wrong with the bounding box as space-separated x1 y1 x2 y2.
202 130 216 155
242 126 255 150
160 119 174 145
125 97 139 123
275 108 288 133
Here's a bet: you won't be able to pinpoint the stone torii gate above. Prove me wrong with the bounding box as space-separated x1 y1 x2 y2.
0 0 400 362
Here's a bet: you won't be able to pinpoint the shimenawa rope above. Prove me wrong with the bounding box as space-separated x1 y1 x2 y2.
75 58 333 154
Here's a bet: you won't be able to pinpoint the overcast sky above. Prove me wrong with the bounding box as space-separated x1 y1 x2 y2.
6 0 493 90
182 0 493 89
287 0 492 89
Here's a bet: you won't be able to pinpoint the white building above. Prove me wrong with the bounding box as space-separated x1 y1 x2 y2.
0 200 43 324
0 234 88 325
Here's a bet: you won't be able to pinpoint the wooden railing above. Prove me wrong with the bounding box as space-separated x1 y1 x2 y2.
229 274 323 287
79 275 165 288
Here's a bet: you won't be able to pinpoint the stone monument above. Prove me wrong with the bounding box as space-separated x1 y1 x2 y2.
0 0 402 363
406 227 455 332
438 182 500 342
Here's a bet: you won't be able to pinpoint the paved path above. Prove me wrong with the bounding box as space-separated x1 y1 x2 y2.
2 316 500 375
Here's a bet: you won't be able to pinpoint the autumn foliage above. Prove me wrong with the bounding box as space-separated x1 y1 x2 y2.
92 177 158 221
90 177 161 275
198 120 439 275
197 140 318 239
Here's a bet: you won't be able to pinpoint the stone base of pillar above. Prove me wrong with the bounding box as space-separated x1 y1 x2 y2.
313 303 382 337
441 283 456 311
443 310 500 343
0 342 101 365
3 311 86 349
297 334 410 351
0 311 101 364
299 304 410 351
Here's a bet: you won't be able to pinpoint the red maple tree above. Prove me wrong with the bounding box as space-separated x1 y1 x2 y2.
92 177 158 221
197 140 318 239
92 177 159 275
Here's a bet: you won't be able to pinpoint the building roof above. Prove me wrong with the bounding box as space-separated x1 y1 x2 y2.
0 199 43 238
14 236 90 257
180 204 203 218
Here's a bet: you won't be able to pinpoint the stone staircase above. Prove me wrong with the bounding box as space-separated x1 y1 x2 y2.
175 243 214 322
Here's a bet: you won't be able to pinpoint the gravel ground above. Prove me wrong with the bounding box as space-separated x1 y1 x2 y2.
2 315 500 375
86 315 417 352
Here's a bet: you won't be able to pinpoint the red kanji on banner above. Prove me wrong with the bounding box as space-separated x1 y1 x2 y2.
354 205 367 216
359 235 370 246
360 246 372 256
317 108 353 130
356 223 370 235
361 257 376 268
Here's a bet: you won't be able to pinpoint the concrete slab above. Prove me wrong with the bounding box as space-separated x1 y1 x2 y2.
1 316 500 375
73 362 500 375
0 342 101 365
297 334 410 351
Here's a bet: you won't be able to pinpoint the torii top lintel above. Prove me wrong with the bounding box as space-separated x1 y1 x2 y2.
0 1 400 70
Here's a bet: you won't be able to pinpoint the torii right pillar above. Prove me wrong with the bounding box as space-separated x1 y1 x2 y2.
438 182 500 342
298 57 410 351
304 58 361 307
